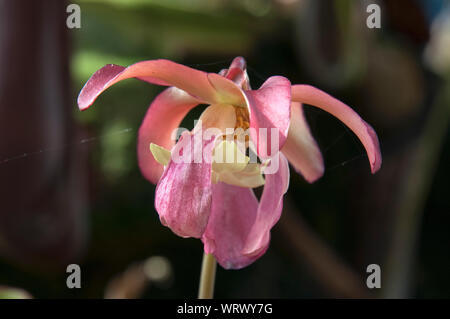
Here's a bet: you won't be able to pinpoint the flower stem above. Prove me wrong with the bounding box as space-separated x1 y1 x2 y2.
198 253 217 299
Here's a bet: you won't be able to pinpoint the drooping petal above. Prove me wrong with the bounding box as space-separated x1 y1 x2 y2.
138 87 199 184
154 131 215 238
242 153 290 257
291 85 382 173
202 182 263 269
78 59 223 110
282 102 324 183
244 76 291 158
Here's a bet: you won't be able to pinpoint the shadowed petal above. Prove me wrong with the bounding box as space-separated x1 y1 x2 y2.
207 73 247 106
78 59 223 110
245 76 291 158
242 153 290 257
197 103 237 132
282 102 324 183
138 87 199 184
155 132 215 238
292 85 382 173
202 183 263 269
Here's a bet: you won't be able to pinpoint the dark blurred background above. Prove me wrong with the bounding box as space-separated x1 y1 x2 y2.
0 0 449 298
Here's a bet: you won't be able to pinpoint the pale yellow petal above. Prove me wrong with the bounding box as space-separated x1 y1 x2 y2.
150 143 171 166
212 140 249 174
217 163 265 188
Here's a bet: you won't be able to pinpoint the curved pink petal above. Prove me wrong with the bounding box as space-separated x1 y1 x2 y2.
138 87 199 184
282 102 324 183
223 56 250 89
228 56 246 71
223 68 251 90
244 76 291 158
224 68 245 85
155 132 215 238
242 153 290 257
201 183 264 269
291 85 382 173
78 59 222 110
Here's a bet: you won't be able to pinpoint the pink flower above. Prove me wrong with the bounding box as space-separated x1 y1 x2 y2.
78 57 381 269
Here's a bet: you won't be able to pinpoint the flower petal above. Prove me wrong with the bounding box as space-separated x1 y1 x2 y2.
223 57 250 89
138 87 199 184
291 85 382 173
78 59 222 110
207 73 247 107
244 76 291 158
149 143 171 166
202 182 263 269
282 102 324 183
224 68 245 86
228 56 247 71
212 140 249 174
196 103 236 132
154 131 215 238
215 163 265 188
242 153 290 256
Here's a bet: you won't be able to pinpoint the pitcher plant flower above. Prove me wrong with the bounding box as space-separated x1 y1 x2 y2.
78 57 381 271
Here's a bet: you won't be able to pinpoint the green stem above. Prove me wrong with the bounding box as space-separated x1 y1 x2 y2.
198 253 217 299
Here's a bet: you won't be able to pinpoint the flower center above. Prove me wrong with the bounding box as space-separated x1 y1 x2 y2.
234 106 249 130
